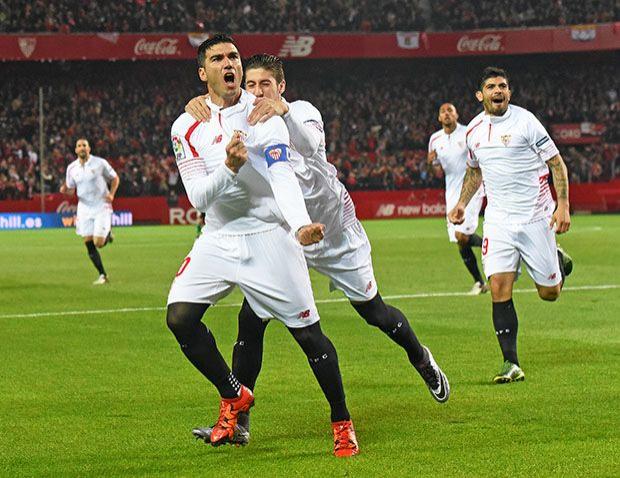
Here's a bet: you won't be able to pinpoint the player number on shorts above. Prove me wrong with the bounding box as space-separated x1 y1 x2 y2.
176 257 191 277
482 238 489 256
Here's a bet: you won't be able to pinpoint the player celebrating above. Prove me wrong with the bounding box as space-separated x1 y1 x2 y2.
166 36 359 457
428 103 487 295
60 138 119 285
448 67 573 384
185 53 449 445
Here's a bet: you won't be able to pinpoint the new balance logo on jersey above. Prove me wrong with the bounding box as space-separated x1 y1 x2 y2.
278 36 315 57
212 134 222 145
298 309 311 319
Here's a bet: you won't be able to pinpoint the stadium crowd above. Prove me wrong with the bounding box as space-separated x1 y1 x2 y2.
0 60 618 200
0 0 615 33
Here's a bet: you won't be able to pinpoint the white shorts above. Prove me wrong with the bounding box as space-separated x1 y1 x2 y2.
76 208 112 238
482 218 562 287
167 226 320 329
304 221 377 303
447 194 483 242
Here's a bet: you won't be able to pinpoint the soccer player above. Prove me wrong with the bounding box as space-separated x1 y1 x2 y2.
428 103 488 295
185 53 450 445
448 67 573 384
166 36 359 456
60 138 119 285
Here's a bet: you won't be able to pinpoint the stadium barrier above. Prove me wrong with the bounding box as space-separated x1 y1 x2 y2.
2 181 619 226
2 23 617 61
0 211 133 230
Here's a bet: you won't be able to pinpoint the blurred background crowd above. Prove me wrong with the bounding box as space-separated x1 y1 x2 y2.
1 57 618 200
0 0 614 33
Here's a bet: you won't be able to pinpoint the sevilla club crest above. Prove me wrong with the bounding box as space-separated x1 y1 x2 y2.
500 134 511 146
18 37 37 58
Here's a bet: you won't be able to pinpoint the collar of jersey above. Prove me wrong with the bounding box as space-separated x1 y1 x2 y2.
486 105 513 124
79 155 92 167
206 89 251 116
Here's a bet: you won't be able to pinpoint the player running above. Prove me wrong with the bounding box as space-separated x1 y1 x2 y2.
428 103 487 295
60 138 119 285
167 36 359 456
448 67 573 384
185 53 450 445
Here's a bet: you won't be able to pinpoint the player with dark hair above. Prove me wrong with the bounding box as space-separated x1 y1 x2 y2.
167 35 359 456
185 52 450 445
449 66 573 383
60 138 119 284
428 103 487 294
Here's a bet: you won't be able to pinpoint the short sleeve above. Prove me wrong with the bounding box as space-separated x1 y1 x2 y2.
65 165 76 188
526 113 559 162
101 159 117 180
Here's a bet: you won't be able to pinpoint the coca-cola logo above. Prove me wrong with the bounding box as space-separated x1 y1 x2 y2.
56 200 77 214
133 38 180 56
457 34 503 52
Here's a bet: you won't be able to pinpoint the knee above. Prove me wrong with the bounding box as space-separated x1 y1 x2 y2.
490 279 513 302
166 303 195 335
538 286 560 302
289 322 325 350
455 233 469 248
352 294 386 328
93 238 105 248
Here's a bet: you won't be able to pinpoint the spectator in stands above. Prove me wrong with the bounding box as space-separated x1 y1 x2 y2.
0 60 617 198
0 0 615 33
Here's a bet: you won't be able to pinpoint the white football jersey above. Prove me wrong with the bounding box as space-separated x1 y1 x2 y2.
428 123 483 212
466 104 559 225
170 90 310 235
65 155 116 215
283 99 357 239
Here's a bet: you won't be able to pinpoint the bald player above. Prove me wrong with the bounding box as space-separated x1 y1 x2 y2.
428 103 487 295
60 138 119 285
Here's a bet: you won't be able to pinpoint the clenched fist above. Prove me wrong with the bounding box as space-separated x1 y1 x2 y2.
225 133 247 174
296 223 325 246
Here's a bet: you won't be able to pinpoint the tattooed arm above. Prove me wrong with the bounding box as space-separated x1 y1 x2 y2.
448 166 482 225
547 154 571 234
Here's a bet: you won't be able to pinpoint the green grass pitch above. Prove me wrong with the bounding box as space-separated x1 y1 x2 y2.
1 216 619 477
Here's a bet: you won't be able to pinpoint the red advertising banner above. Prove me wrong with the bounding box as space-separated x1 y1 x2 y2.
3 181 619 223
1 23 618 61
551 123 607 144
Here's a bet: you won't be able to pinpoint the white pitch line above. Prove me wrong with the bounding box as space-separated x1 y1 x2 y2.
1 284 618 320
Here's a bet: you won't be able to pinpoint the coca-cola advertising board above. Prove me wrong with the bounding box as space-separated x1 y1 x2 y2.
0 23 617 61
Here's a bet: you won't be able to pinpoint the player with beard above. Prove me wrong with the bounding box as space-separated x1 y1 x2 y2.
448 67 573 383
167 36 359 456
185 53 450 446
60 138 119 285
428 103 487 294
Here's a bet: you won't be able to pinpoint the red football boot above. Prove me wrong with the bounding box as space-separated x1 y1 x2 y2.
210 385 254 446
332 420 359 457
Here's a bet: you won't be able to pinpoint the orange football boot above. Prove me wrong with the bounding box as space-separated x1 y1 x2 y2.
210 385 254 446
332 420 359 457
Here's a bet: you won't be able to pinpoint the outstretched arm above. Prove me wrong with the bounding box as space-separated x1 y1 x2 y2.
546 154 570 234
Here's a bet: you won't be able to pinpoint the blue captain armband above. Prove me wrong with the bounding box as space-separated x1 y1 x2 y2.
264 144 290 167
